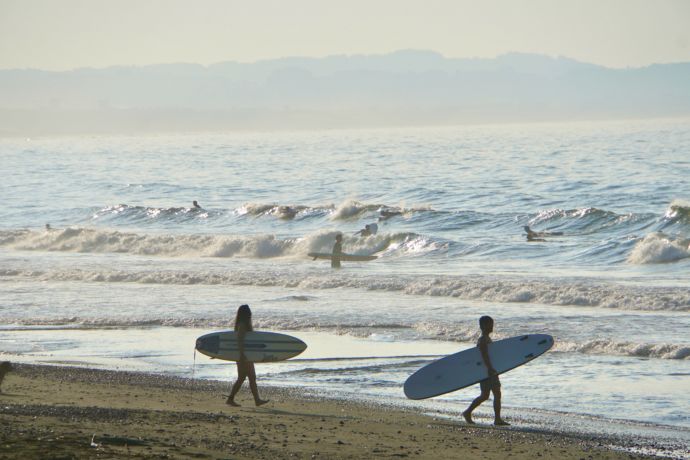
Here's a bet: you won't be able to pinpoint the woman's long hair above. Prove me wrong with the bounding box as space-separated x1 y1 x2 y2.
234 304 253 332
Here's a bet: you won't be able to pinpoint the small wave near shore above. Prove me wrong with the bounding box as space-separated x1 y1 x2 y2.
3 265 689 312
1 318 688 360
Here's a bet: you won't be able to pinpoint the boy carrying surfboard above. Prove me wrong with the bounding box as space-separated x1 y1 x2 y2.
462 316 510 426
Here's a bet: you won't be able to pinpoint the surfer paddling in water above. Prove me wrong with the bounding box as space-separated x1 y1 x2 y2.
462 316 510 426
524 225 563 242
226 305 269 407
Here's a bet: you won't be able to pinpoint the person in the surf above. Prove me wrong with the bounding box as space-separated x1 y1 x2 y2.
276 205 297 219
462 316 510 426
524 225 562 241
378 208 402 221
192 200 202 209
331 233 343 268
355 223 378 237
0 361 12 393
226 305 269 407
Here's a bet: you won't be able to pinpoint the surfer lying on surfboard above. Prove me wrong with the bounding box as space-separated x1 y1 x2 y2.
378 208 402 221
524 225 563 241
462 316 510 426
226 305 269 407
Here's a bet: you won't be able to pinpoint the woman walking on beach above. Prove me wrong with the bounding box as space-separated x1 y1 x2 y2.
226 304 269 407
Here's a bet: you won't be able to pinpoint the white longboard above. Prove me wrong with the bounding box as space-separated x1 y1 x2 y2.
195 330 307 363
404 334 554 400
308 252 377 261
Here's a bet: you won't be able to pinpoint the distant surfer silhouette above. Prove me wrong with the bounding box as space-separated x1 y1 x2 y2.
226 305 269 407
378 209 402 221
192 201 202 209
0 361 11 393
524 225 562 242
45 223 52 231
355 223 378 237
331 233 343 268
462 316 510 426
276 205 297 220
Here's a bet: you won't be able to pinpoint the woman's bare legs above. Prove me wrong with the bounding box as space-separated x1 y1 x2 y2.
226 362 247 406
247 363 269 406
227 361 269 406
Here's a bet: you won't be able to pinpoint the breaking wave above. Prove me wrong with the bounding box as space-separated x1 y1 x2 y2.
556 339 690 360
0 228 440 259
235 203 313 220
91 204 211 222
330 200 433 220
527 206 654 235
628 233 690 264
663 201 690 224
89 199 436 224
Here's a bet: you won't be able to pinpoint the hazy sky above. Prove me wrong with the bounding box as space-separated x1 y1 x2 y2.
1 0 689 71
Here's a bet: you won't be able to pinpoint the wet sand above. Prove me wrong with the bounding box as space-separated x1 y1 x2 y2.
0 364 657 459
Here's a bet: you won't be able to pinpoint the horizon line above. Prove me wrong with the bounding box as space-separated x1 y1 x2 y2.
2 49 689 73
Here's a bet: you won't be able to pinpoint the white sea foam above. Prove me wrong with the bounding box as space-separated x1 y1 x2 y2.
235 203 276 216
330 200 381 219
329 200 432 220
92 204 209 221
0 228 439 259
628 233 690 264
1 228 296 258
236 203 312 219
556 339 690 360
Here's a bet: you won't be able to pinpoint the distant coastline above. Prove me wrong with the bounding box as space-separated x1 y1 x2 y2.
1 50 689 137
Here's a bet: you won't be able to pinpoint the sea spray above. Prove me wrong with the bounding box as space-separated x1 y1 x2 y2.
628 233 690 264
0 228 439 259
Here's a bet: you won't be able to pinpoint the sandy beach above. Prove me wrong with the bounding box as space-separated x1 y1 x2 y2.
0 364 661 459
3 2 690 458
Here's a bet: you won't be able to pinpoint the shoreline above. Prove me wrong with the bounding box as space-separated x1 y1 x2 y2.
0 363 665 459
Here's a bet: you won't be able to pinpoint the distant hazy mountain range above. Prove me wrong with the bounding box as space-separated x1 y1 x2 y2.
1 50 689 135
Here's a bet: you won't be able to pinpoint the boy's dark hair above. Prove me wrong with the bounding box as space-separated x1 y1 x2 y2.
479 316 493 329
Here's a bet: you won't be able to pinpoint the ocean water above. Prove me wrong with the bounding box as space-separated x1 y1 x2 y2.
1 119 689 456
